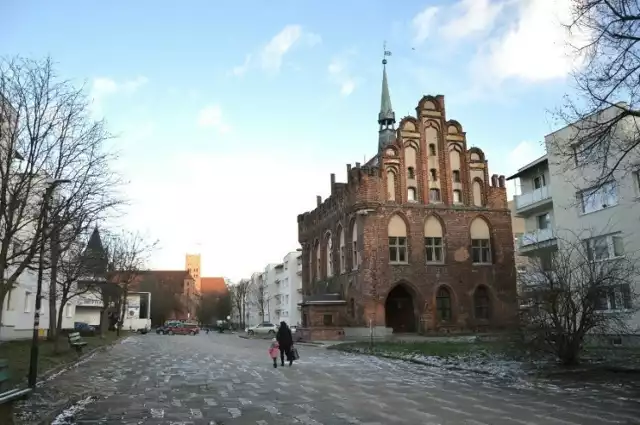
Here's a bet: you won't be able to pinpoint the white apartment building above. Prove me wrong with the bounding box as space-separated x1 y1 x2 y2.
508 104 640 338
272 251 303 327
1 269 76 340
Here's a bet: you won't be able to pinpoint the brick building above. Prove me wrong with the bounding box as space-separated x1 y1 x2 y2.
297 58 518 340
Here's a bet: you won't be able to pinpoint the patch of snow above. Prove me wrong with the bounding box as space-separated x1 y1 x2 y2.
50 395 97 424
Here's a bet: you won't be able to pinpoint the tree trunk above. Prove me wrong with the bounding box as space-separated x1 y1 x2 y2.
48 222 60 341
54 296 67 354
0 286 7 329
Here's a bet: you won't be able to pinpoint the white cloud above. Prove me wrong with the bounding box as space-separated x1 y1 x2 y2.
473 0 589 83
231 54 252 76
412 6 439 45
89 76 148 117
328 54 357 96
231 25 321 76
440 0 505 40
197 104 231 134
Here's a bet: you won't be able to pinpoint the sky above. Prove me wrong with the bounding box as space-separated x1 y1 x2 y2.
0 0 586 282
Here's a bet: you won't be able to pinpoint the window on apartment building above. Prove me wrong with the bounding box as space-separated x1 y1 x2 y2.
429 188 441 202
429 144 436 155
425 237 443 263
453 189 462 204
452 170 461 183
594 284 632 311
579 181 618 214
24 291 32 313
533 175 545 189
634 170 640 194
323 314 333 326
389 237 408 263
407 167 415 179
536 213 550 230
5 289 13 311
408 187 417 201
584 234 624 261
65 303 73 317
429 168 438 181
574 138 603 166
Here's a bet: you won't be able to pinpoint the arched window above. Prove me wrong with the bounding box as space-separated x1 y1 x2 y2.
387 170 396 201
474 286 491 319
351 220 359 270
470 218 491 264
388 215 408 263
429 144 436 155
326 234 333 277
424 216 444 263
408 187 417 201
436 287 452 321
452 170 461 183
429 188 441 202
430 169 438 181
338 226 345 273
472 180 483 207
315 241 321 281
407 167 416 179
453 189 462 204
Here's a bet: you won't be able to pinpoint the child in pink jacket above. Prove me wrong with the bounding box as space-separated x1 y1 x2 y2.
268 338 280 368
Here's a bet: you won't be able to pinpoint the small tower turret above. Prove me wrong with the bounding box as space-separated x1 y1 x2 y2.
378 46 396 150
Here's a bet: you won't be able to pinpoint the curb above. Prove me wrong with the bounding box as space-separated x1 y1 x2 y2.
237 334 326 347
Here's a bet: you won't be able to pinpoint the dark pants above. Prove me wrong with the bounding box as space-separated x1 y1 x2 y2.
279 346 292 364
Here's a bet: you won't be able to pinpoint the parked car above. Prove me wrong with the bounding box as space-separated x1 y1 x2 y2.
162 322 200 335
156 320 181 334
74 322 96 336
247 322 278 336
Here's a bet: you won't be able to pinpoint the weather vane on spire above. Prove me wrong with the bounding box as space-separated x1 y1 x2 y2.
383 41 392 65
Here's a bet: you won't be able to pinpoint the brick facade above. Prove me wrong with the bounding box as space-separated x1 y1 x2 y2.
297 95 518 336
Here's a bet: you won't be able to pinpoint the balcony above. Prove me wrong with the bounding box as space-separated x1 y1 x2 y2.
513 185 552 214
518 228 557 254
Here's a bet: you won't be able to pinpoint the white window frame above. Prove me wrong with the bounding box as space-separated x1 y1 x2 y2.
594 284 633 311
579 181 618 214
584 234 624 262
5 289 13 311
533 174 545 189
633 169 640 196
389 237 408 264
425 237 444 263
471 239 492 264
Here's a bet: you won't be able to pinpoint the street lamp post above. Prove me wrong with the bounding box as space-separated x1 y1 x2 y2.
28 179 71 388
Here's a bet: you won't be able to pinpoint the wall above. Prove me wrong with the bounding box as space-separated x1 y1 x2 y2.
545 109 640 332
1 268 76 340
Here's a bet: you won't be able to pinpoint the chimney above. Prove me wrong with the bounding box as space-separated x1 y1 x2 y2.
316 195 322 207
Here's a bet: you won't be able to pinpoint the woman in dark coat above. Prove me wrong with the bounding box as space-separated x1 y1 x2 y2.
276 321 294 367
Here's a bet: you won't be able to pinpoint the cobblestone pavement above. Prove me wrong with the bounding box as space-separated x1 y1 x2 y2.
15 333 640 425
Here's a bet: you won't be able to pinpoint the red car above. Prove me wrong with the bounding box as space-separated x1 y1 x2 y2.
163 322 200 335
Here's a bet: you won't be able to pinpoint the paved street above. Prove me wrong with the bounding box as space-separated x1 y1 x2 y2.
15 333 640 424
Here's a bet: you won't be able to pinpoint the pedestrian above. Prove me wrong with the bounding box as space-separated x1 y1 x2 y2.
276 321 294 367
268 338 280 368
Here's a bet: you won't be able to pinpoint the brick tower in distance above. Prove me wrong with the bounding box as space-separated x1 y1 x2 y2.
185 253 201 293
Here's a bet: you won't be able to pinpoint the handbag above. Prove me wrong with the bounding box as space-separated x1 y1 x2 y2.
291 347 300 361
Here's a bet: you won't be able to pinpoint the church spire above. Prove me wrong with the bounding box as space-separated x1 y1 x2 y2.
378 44 396 150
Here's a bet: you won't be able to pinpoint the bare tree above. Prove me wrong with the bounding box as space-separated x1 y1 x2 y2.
231 279 250 329
249 275 269 323
0 56 121 329
104 230 157 337
519 231 638 366
52 232 97 352
552 1 640 189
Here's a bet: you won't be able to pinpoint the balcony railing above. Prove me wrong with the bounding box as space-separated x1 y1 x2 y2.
518 228 556 249
514 185 552 211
